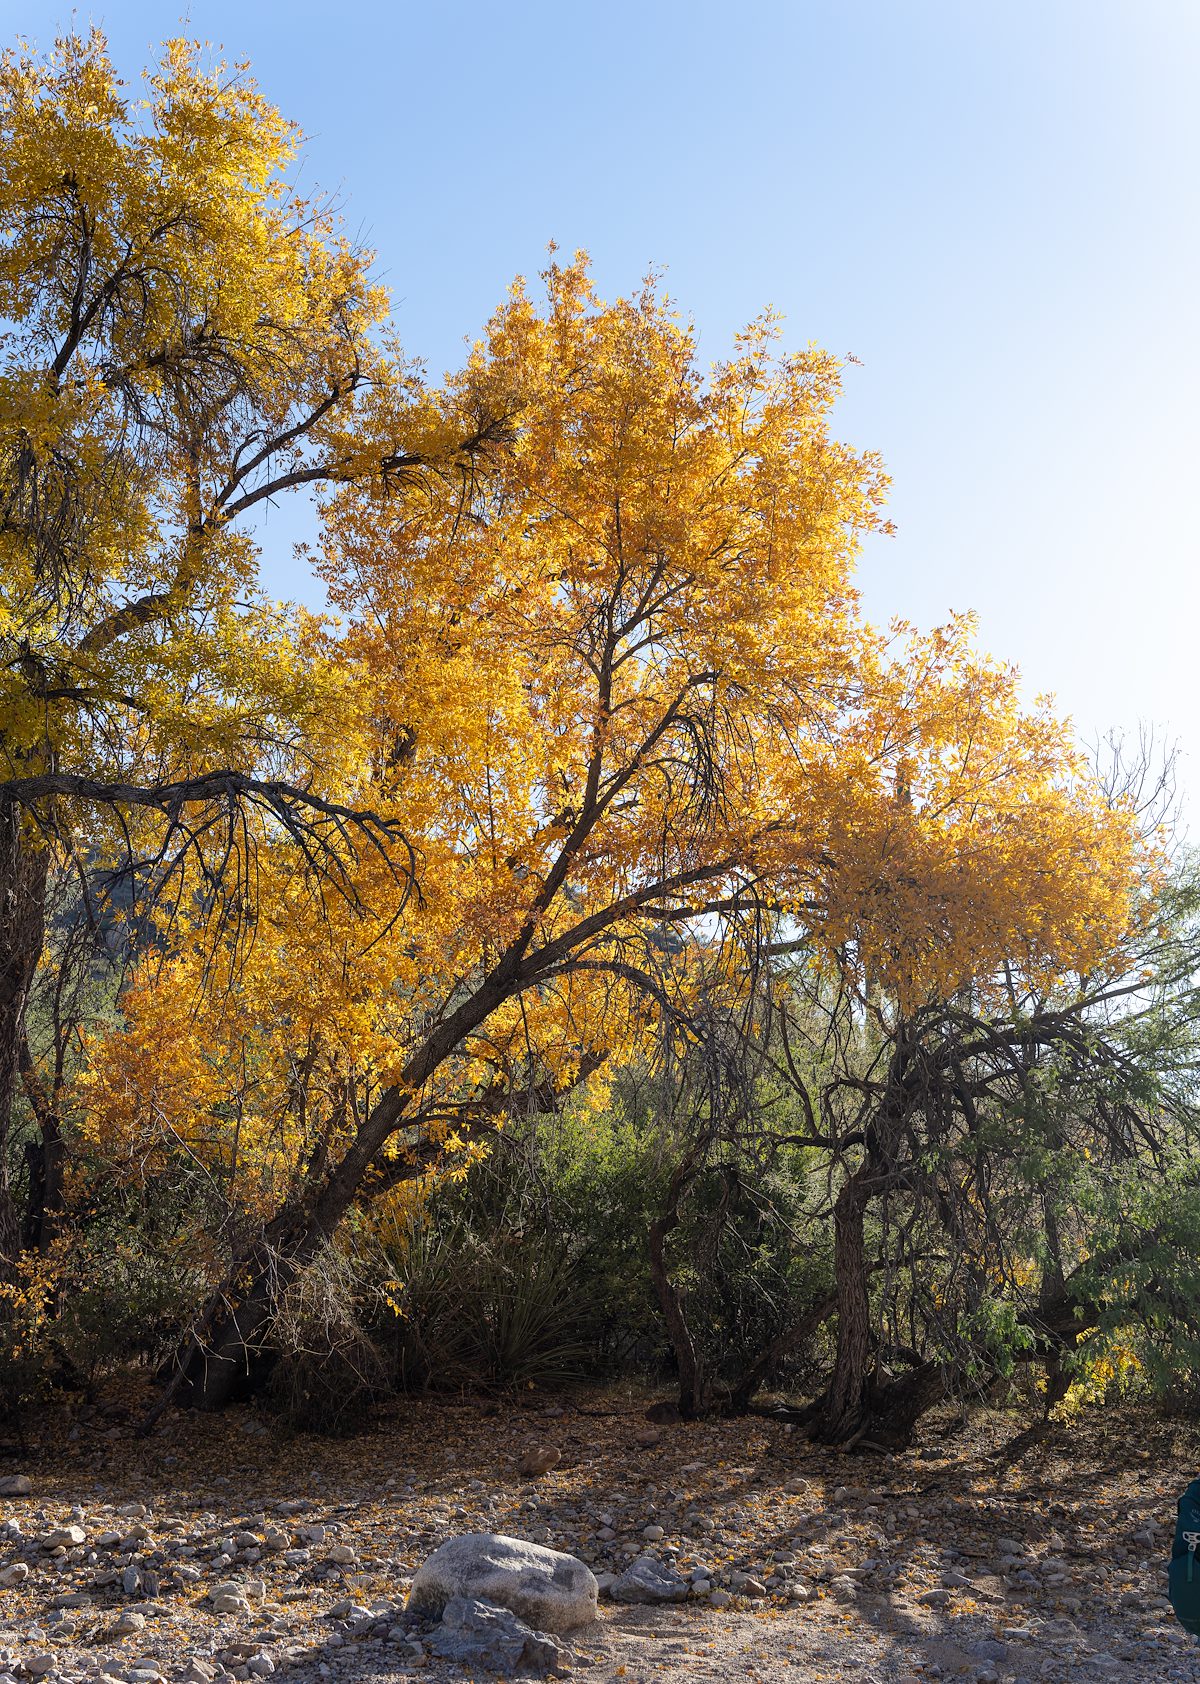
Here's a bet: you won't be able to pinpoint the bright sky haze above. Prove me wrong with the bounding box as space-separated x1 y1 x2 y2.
11 0 1200 811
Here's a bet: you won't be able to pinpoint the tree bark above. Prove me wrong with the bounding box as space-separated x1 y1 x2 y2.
0 803 49 1263
647 1167 706 1419
813 1156 876 1442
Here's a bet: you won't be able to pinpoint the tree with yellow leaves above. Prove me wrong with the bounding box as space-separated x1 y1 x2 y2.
0 29 491 1255
0 31 1151 1413
67 254 1146 1409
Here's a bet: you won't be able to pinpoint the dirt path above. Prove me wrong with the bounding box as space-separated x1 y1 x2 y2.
2 1387 1200 1682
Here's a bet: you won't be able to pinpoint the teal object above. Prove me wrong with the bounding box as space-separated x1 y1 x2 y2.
1169 1479 1200 1636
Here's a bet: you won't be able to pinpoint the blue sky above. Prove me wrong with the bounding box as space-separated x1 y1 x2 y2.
11 1 1200 813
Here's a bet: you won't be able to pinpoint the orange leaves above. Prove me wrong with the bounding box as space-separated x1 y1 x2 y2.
67 248 1151 1216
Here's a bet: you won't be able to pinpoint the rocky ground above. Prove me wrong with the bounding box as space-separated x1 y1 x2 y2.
1 1384 1199 1683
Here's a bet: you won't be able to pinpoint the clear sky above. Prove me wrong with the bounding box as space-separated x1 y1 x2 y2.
10 0 1200 812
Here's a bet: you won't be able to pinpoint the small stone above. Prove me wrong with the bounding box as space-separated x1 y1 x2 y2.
41 1525 86 1550
610 1556 688 1604
0 1563 28 1587
25 1659 55 1679
183 1662 216 1684
114 1611 146 1636
642 1524 664 1542
709 1587 733 1608
0 1476 31 1497
246 1655 275 1677
211 1589 252 1616
325 1544 356 1565
122 1564 143 1597
516 1445 561 1478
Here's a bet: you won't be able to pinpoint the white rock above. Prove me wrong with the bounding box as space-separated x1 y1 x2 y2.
41 1525 85 1550
210 1584 252 1616
408 1532 598 1633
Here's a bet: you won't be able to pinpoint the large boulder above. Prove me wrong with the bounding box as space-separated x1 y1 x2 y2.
408 1533 598 1633
428 1597 570 1676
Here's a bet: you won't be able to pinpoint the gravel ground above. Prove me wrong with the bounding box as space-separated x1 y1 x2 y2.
2 1388 1200 1683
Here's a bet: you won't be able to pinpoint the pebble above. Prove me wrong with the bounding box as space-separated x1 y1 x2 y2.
516 1444 561 1477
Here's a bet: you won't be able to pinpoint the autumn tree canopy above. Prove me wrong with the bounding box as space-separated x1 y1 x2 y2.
0 29 481 1250
0 30 1157 1415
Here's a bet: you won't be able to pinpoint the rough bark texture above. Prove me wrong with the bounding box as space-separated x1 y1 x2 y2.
815 1157 876 1442
0 805 49 1263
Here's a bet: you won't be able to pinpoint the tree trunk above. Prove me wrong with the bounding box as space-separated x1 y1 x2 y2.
0 804 49 1262
812 1157 875 1442
159 965 526 1413
167 1165 366 1410
648 1226 704 1420
865 1361 950 1446
647 1162 706 1419
19 1038 65 1253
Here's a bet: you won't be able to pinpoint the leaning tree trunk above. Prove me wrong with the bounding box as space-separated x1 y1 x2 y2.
165 1143 375 1411
0 802 49 1263
159 965 519 1412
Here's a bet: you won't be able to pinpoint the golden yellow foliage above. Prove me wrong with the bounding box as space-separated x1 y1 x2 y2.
74 257 1150 1224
